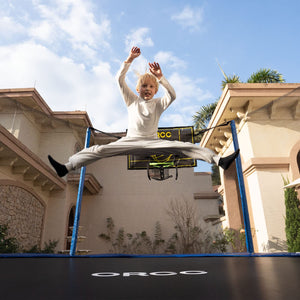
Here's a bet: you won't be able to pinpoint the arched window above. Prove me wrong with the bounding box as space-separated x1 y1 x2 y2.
66 206 76 250
297 151 300 173
289 142 300 178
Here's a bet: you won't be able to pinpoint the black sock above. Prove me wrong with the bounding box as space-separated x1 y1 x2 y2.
48 155 68 177
218 149 240 170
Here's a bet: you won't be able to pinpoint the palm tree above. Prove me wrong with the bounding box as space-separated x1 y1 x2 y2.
221 74 241 89
194 68 286 132
193 64 239 137
217 62 241 90
193 101 218 142
193 67 285 183
193 102 218 132
247 68 285 83
194 67 286 136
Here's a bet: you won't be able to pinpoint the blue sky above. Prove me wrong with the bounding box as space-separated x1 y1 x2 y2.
0 0 299 171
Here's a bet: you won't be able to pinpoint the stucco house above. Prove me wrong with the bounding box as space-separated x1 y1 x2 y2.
201 83 300 252
0 88 221 254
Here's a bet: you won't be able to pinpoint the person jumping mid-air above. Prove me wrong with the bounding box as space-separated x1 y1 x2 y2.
48 46 239 177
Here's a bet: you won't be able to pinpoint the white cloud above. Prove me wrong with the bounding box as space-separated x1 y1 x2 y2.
29 20 56 43
171 5 204 32
154 51 186 69
123 27 155 78
0 0 111 61
160 113 186 127
0 42 127 132
169 72 213 105
0 15 26 40
159 72 213 126
0 1 125 131
125 27 154 51
29 0 111 61
0 1 211 135
130 56 149 76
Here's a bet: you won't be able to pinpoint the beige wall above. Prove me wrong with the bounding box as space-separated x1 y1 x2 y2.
247 120 300 157
241 117 299 252
79 156 220 253
202 83 300 253
0 90 221 254
3 85 300 254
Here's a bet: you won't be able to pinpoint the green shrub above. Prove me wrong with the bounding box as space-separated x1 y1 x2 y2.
0 224 20 253
99 218 165 254
284 185 300 252
23 240 59 254
0 223 58 254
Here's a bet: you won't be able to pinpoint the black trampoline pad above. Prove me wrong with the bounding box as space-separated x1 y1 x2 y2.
0 256 299 299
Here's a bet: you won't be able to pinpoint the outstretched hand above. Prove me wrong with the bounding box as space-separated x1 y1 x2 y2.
149 62 163 80
125 46 141 63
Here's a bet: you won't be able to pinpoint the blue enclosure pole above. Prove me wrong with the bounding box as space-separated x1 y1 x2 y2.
230 120 254 253
70 127 91 256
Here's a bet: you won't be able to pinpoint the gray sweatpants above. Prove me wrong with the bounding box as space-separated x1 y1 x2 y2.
66 137 220 171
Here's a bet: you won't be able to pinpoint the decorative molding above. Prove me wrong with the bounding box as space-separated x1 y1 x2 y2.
203 215 222 223
200 83 300 151
292 100 300 119
67 173 102 195
243 157 290 177
194 192 219 200
0 124 66 191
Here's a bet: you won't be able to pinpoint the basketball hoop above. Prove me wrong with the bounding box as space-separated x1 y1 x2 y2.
147 159 178 181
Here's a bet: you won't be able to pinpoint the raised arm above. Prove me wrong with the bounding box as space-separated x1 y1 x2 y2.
116 47 141 106
149 62 176 110
124 46 141 63
149 62 163 80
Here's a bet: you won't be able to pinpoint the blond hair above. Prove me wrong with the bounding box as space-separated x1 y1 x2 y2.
136 73 159 93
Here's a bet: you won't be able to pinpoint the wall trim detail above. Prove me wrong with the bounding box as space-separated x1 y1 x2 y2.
243 157 290 177
194 192 219 200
